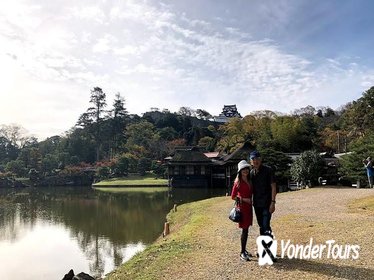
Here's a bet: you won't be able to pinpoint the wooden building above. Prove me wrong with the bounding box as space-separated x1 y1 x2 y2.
167 142 254 189
168 147 213 188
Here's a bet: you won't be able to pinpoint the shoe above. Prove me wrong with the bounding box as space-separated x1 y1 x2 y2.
264 231 274 239
240 252 250 261
245 250 253 258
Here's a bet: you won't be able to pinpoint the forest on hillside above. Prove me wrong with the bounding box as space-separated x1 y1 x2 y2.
1 86 374 185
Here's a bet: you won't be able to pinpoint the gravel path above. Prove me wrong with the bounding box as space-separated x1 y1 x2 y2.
166 187 374 280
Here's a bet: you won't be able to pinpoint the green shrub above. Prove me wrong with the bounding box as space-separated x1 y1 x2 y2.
290 150 324 186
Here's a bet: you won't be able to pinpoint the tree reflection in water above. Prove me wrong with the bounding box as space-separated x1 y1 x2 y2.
0 187 224 278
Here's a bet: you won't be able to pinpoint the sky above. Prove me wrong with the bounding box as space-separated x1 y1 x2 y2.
1 0 374 140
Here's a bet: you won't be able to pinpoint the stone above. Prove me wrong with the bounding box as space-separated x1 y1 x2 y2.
73 272 95 280
62 269 75 280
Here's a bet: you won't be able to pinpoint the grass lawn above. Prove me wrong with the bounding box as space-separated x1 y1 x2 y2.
92 174 168 187
93 187 169 193
348 195 374 213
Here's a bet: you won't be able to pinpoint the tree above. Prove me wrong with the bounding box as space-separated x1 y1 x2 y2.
125 121 156 151
298 115 319 151
216 117 253 153
66 129 96 163
259 148 292 185
290 150 324 186
41 154 59 175
270 116 301 151
76 112 93 128
0 136 18 164
340 87 374 137
254 117 273 150
319 128 349 153
196 109 212 120
270 115 317 152
166 138 186 155
339 132 374 184
158 127 178 141
17 147 42 170
115 155 129 176
112 153 138 174
155 112 182 132
87 87 107 123
0 124 35 149
111 93 128 119
151 160 166 178
292 105 316 117
325 107 336 117
70 155 80 165
124 120 167 160
76 87 108 161
5 160 26 177
178 107 195 117
178 115 193 140
38 136 63 156
97 166 110 180
198 136 215 151
108 93 128 157
138 158 151 176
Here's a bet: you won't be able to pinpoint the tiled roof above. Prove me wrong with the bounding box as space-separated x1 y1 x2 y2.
169 149 211 164
221 142 254 162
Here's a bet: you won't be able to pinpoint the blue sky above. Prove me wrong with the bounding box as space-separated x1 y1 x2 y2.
1 0 374 140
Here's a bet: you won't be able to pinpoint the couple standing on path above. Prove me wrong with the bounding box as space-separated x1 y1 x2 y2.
231 150 277 261
363 156 374 188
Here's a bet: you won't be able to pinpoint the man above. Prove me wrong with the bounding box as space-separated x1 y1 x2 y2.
363 157 374 188
249 150 277 238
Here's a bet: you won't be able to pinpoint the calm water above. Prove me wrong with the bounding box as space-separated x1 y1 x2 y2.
0 187 225 279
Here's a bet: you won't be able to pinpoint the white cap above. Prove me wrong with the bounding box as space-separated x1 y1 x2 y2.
237 160 250 173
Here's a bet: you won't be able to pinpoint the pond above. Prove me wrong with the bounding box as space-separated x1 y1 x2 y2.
0 186 225 279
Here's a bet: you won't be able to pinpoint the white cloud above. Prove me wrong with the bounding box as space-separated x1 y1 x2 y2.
113 46 138 56
1 0 373 139
361 73 374 88
69 5 106 24
92 34 118 53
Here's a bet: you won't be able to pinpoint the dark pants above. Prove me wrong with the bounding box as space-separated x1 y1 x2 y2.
254 206 272 237
367 174 373 188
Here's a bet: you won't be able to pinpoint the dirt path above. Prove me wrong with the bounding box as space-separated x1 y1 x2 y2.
161 187 374 280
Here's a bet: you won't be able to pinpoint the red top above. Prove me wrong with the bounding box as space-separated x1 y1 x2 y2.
231 180 253 229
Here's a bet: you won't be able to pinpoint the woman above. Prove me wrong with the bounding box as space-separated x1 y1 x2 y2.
231 160 253 261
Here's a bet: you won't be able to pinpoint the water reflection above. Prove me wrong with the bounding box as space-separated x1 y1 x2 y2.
0 187 225 279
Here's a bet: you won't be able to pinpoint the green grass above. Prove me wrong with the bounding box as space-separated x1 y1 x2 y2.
348 195 374 214
93 175 168 186
15 177 30 182
93 187 169 193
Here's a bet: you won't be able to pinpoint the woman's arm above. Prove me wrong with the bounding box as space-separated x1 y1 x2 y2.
231 181 239 200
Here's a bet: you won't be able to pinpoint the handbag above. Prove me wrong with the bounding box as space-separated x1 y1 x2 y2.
229 200 241 223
